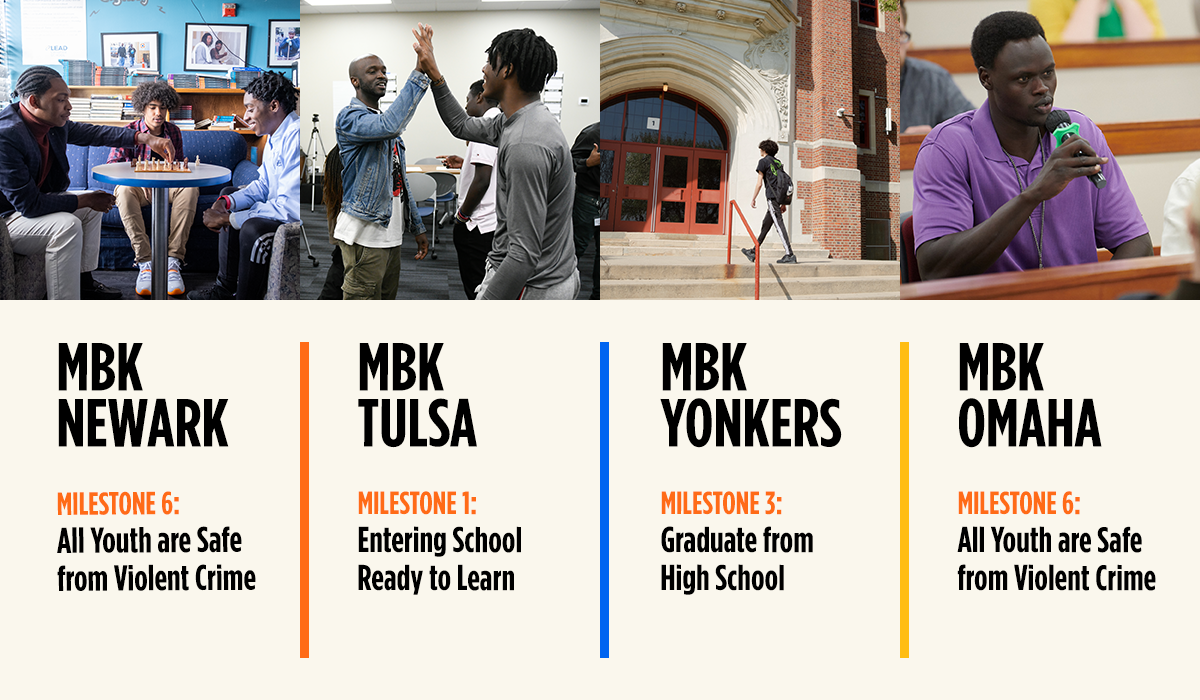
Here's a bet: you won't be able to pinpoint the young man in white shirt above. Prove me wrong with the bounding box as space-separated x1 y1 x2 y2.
439 80 500 299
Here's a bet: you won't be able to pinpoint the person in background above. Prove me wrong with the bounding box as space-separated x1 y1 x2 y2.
898 0 975 135
188 72 301 300
107 80 197 296
0 66 174 300
317 145 346 300
1161 156 1200 256
743 139 796 265
571 122 602 299
192 33 214 65
438 80 501 300
212 41 230 66
1132 179 1200 298
282 30 300 61
1030 0 1164 43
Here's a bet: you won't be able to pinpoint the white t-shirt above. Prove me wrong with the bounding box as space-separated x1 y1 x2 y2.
333 197 406 249
1161 157 1200 256
192 41 213 64
457 107 501 234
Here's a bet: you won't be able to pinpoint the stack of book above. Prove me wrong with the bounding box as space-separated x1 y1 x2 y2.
129 70 162 86
88 94 124 121
210 114 237 130
202 76 231 89
68 97 91 120
171 104 195 129
231 67 261 90
167 74 202 89
121 98 139 121
59 60 95 86
95 66 126 87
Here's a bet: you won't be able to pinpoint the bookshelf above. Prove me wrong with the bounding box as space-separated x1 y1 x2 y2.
68 86 266 164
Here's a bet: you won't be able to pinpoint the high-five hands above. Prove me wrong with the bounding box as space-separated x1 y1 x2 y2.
412 23 442 83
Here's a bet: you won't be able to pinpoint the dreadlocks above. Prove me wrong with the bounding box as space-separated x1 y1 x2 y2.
130 81 180 113
11 65 62 103
245 71 298 114
486 28 558 95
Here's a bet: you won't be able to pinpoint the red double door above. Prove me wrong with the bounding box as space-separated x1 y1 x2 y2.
598 142 726 235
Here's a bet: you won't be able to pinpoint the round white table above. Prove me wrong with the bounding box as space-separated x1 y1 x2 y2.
91 162 231 300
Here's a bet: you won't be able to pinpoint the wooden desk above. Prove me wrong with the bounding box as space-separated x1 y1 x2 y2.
901 255 1192 300
908 38 1200 74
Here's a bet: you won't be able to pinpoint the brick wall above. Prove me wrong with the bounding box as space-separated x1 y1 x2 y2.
796 1 901 261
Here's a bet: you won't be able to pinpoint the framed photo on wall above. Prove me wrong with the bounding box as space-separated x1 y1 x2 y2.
268 19 300 68
101 32 159 72
184 23 249 71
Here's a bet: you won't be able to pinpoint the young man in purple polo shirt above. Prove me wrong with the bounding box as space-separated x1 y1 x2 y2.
107 81 197 296
912 11 1152 279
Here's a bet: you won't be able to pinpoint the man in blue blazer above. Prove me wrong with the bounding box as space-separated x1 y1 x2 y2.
0 66 173 299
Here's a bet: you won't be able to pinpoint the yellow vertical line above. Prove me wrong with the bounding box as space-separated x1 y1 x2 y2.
900 342 910 659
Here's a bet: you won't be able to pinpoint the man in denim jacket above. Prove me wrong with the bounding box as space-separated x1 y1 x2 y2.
333 54 429 300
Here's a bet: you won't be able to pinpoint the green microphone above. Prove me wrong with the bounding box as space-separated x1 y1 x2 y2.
1047 110 1106 189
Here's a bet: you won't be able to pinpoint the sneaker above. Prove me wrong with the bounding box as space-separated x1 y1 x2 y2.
167 257 185 296
776 253 798 264
134 262 152 296
186 282 235 300
741 247 756 263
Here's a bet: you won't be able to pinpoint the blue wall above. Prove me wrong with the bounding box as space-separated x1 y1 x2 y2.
6 0 296 91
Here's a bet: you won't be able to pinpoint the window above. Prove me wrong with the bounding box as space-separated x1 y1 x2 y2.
602 92 729 150
856 90 876 154
858 0 880 28
861 219 894 260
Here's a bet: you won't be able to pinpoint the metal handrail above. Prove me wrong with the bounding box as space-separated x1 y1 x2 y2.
726 199 760 300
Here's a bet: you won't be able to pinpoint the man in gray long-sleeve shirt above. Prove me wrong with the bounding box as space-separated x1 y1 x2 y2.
899 0 974 134
413 23 578 300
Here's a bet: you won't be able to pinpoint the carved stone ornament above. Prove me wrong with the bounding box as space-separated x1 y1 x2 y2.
744 31 791 141
716 9 726 20
754 18 764 28
676 2 687 12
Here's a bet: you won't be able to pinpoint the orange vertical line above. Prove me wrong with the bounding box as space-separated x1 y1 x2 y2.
900 342 910 659
300 342 310 659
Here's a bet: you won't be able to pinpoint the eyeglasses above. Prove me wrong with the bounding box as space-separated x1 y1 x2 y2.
901 31 912 43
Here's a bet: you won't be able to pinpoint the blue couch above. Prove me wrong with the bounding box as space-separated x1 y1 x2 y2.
67 130 259 271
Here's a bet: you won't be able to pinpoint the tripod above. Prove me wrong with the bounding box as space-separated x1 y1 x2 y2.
306 114 327 213
298 114 327 267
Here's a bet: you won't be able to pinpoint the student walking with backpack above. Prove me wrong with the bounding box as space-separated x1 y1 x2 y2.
743 139 797 264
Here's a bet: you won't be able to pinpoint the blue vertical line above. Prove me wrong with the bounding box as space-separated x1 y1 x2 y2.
600 342 610 659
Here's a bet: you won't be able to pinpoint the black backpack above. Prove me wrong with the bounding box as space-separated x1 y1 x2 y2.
765 157 794 205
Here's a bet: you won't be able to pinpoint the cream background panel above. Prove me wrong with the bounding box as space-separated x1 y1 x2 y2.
0 302 1197 696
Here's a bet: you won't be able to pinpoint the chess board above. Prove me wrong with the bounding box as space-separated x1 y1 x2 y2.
131 160 194 173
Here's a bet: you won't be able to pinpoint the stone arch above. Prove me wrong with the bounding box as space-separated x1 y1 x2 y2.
600 34 785 144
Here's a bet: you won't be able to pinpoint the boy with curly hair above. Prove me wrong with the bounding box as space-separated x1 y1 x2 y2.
107 80 197 296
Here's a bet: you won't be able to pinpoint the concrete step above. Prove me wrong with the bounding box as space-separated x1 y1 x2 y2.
601 246 830 259
601 275 899 299
758 291 900 300
600 232 829 258
602 257 899 280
